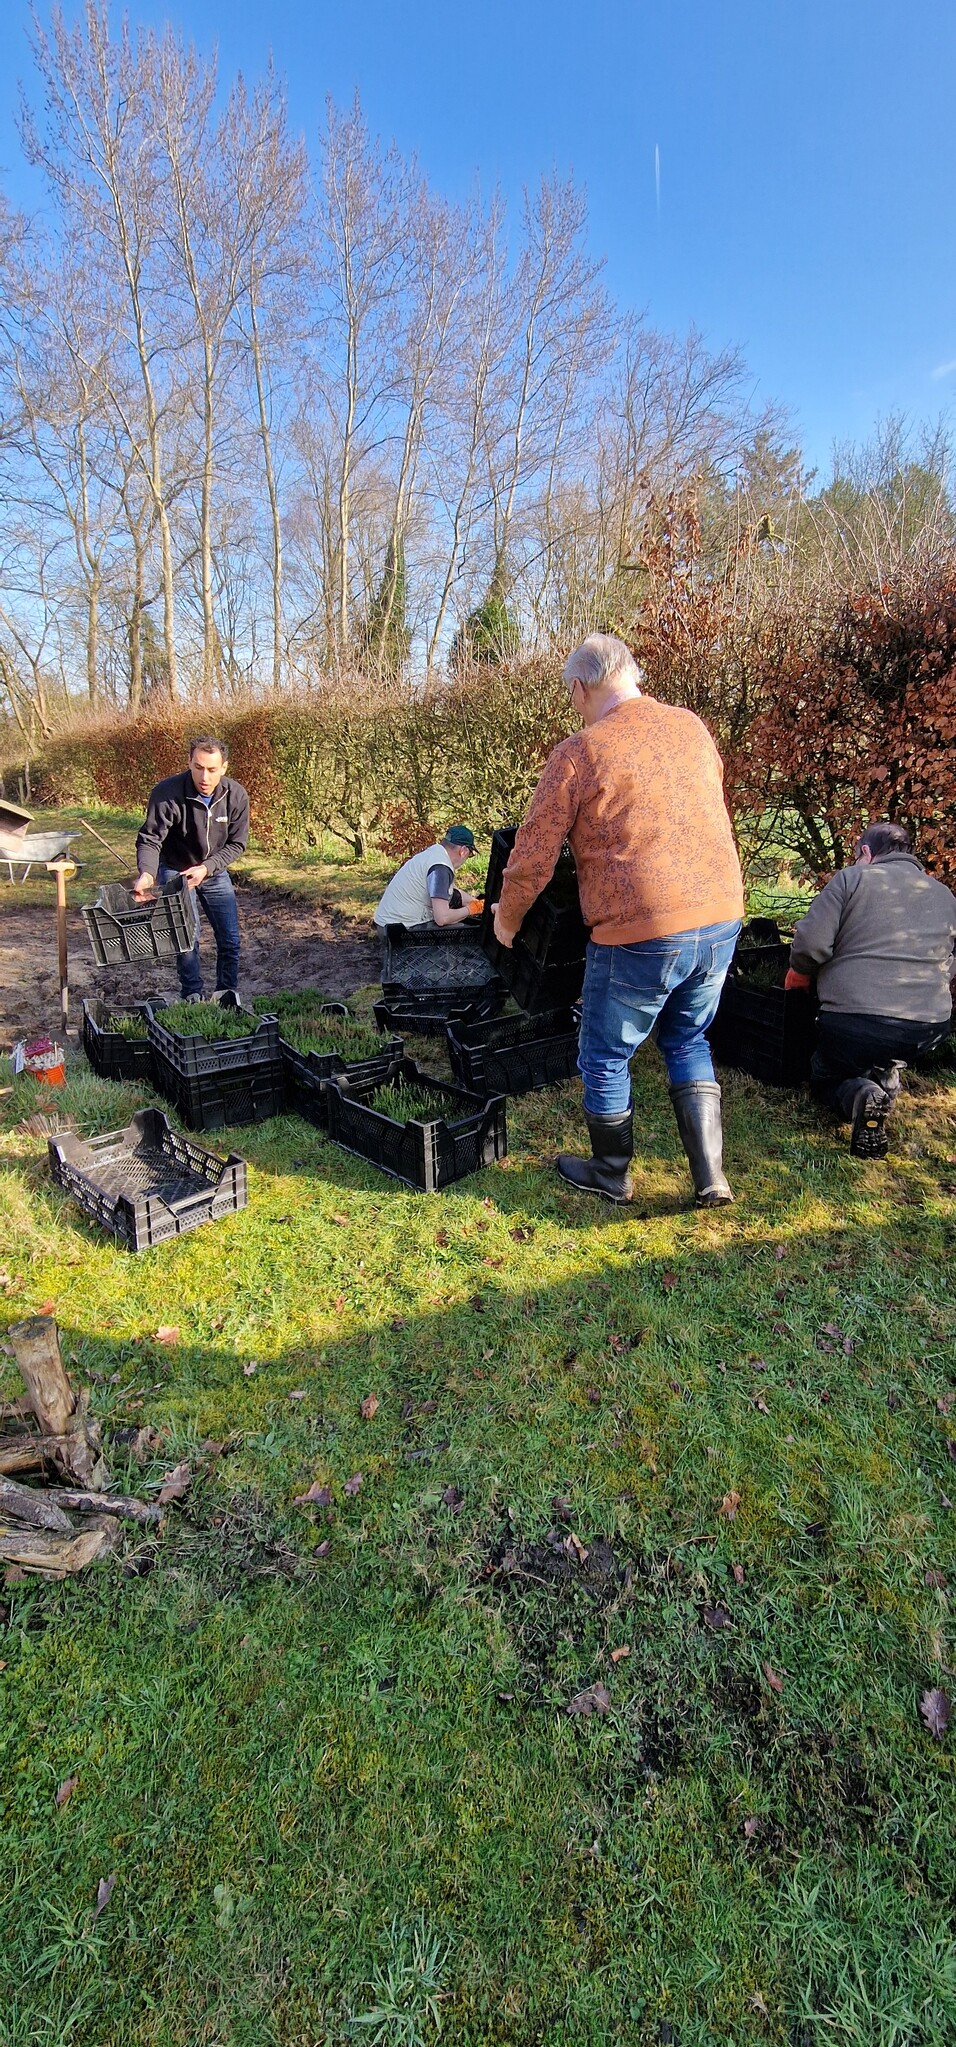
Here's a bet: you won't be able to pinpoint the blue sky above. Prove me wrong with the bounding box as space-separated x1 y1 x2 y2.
1 0 954 478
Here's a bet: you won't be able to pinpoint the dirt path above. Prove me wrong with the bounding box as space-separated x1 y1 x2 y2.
2 876 383 1045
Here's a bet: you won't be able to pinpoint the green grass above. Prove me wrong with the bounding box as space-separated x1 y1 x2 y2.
282 1015 385 1062
2 895 956 2044
158 1001 260 1042
366 1078 461 1122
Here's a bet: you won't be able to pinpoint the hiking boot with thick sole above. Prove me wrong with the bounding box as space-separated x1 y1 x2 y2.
669 1080 733 1205
849 1081 891 1159
556 1108 634 1203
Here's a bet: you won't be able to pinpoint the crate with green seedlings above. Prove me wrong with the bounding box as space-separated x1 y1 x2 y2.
82 999 167 1083
258 994 404 1130
324 1054 506 1193
145 999 285 1132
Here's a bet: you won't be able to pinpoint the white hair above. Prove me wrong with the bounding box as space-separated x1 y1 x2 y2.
562 632 643 693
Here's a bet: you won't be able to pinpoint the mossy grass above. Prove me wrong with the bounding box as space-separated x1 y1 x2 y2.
2 938 956 2043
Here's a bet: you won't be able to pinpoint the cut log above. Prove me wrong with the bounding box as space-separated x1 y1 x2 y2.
8 1316 76 1435
0 1519 118 1577
0 1443 44 1477
0 1476 73 1532
7 1318 110 1492
55 1489 162 1526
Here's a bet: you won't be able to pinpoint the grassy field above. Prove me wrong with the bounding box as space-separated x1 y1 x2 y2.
1 859 955 2045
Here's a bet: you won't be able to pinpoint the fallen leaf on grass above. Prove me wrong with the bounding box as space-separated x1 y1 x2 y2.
242 1361 257 1377
154 1326 179 1346
37 1299 55 1317
331 1215 349 1227
344 1472 363 1496
774 1245 786 1260
55 1775 78 1808
565 1531 589 1564
359 1394 379 1420
661 1271 678 1291
731 1563 745 1586
752 1395 770 1415
441 1485 464 1510
92 1874 116 1922
720 1491 742 1520
510 1225 534 1243
293 1482 331 1508
924 1569 948 1590
750 1993 769 2017
551 1495 572 1523
704 1605 732 1631
743 1815 761 1838
157 1463 191 1506
287 1390 307 1402
937 1392 955 1415
434 1229 450 1248
610 1644 630 1664
763 1661 784 1695
920 1687 951 1739
314 1539 331 1558
390 1317 407 1332
566 1682 611 1717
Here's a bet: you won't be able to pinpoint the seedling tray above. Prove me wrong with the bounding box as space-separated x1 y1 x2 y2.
373 979 505 1038
82 999 166 1083
480 826 587 1012
382 920 499 991
48 1107 247 1251
146 1004 285 1130
707 942 817 1087
324 1055 507 1192
447 1005 580 1096
82 877 200 966
282 1026 405 1129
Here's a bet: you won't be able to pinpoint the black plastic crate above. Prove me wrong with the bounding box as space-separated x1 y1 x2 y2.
707 942 817 1087
324 1055 507 1192
48 1107 247 1251
480 826 587 1012
381 920 499 991
147 1003 281 1080
82 999 167 1083
447 1005 580 1096
82 877 200 966
282 1028 404 1129
162 1060 287 1132
373 979 505 1038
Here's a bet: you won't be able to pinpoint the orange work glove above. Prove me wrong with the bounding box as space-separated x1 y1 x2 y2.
784 968 812 992
467 896 485 916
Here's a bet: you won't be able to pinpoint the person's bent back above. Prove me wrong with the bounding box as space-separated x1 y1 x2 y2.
373 826 480 930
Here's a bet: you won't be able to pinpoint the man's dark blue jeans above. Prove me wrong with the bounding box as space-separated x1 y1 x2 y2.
577 920 741 1115
811 1011 950 1117
157 865 240 998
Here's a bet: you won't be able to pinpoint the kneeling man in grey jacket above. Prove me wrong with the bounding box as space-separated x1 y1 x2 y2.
788 822 956 1156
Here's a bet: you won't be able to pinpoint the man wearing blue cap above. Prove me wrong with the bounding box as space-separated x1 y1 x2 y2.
373 826 483 930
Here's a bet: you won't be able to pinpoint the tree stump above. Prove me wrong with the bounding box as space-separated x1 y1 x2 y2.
7 1316 109 1491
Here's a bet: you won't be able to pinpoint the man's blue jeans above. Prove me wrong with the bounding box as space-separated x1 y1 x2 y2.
577 921 741 1114
157 866 240 998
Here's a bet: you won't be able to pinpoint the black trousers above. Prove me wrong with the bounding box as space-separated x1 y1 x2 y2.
811 1011 950 1118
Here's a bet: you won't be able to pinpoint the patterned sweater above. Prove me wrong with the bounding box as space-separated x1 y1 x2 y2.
498 694 743 945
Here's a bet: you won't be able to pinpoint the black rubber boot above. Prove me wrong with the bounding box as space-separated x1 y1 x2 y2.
849 1080 891 1159
669 1081 733 1205
556 1109 634 1203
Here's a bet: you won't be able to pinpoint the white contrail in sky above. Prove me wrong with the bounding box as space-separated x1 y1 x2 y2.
655 144 660 219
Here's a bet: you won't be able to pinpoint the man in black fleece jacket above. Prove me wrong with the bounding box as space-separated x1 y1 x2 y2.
134 736 250 999
788 822 956 1155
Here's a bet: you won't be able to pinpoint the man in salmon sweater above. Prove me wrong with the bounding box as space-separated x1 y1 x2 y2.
493 634 743 1203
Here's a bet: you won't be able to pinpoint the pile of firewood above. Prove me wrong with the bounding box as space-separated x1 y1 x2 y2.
1 1316 161 1577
